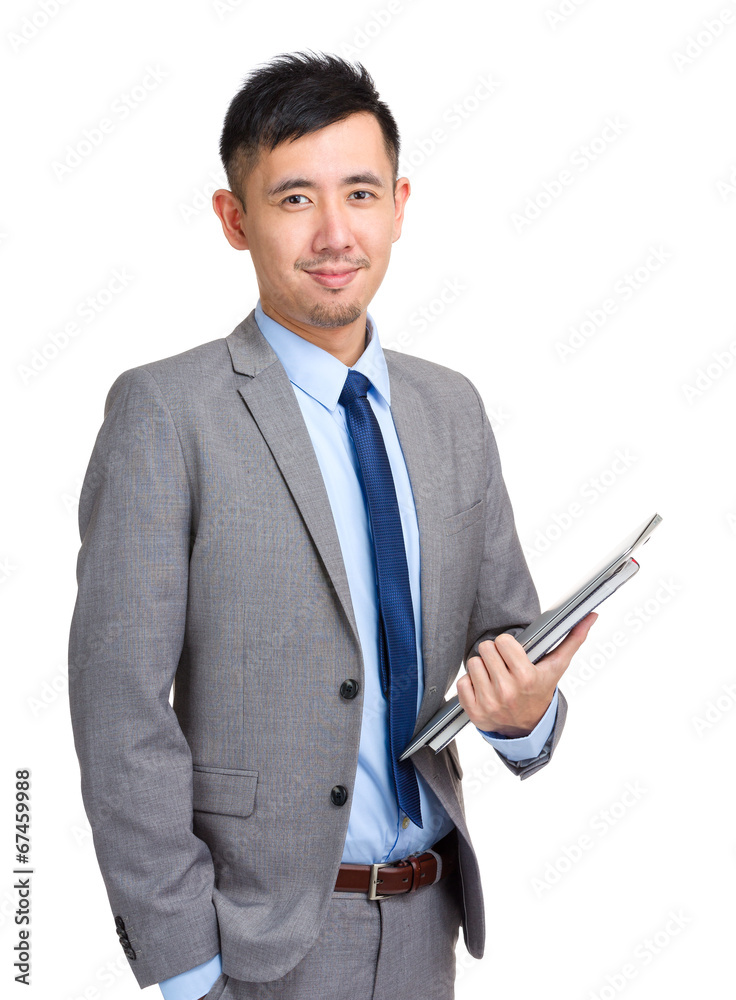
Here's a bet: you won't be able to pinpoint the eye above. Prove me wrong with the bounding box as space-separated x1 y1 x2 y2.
348 190 374 201
283 194 310 205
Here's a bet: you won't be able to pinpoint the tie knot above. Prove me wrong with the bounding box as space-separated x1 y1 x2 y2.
338 369 371 408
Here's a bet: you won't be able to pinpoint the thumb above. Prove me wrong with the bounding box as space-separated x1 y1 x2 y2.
544 612 598 677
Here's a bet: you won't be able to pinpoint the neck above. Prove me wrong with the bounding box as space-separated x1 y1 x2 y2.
260 302 368 367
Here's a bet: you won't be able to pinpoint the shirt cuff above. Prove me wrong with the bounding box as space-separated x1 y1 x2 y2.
477 688 559 762
159 952 222 1000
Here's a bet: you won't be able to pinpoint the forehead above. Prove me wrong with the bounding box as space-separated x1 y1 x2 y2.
248 112 392 191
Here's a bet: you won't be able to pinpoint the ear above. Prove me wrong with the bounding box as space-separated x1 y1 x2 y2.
212 189 249 251
391 176 411 244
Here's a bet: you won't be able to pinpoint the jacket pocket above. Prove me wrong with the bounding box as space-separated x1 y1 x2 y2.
443 498 484 535
192 764 258 818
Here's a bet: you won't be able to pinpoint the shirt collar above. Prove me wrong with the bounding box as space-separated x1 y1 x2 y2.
254 299 391 411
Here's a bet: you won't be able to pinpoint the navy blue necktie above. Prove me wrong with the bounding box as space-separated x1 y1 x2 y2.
339 369 423 829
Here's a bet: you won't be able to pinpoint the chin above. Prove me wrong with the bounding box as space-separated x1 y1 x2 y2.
303 298 365 330
308 310 364 330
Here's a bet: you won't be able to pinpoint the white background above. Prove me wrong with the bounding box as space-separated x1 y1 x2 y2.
2 1 735 998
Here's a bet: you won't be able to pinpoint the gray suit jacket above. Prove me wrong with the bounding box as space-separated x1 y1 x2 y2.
68 310 567 989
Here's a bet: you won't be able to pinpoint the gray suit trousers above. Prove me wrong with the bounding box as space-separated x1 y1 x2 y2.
203 870 464 1000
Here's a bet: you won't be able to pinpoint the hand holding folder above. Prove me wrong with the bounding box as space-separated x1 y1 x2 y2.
400 513 663 759
460 608 599 738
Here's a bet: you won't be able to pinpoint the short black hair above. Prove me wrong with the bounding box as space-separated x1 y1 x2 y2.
219 50 401 207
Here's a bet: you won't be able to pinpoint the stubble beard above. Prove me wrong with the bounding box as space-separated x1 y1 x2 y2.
304 295 365 329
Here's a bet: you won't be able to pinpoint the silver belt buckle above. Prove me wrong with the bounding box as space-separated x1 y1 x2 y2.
368 862 391 901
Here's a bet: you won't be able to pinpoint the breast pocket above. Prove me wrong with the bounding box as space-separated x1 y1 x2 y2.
443 498 484 535
192 764 258 818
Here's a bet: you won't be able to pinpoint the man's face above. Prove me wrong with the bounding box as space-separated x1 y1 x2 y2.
218 112 409 334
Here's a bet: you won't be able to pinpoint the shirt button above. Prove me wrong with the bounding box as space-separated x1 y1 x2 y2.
402 816 410 829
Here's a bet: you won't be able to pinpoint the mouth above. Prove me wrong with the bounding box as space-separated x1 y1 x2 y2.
304 267 360 289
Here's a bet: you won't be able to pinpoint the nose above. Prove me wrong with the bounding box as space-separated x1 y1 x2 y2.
311 198 355 256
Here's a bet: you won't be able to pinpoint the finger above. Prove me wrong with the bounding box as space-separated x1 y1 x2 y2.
492 631 536 677
462 654 506 719
473 639 510 687
464 651 495 698
456 671 478 713
555 611 598 655
541 612 598 680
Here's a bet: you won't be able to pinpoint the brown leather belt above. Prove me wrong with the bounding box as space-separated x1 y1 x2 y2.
335 829 458 901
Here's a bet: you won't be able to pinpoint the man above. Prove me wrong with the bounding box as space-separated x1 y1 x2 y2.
68 52 595 1000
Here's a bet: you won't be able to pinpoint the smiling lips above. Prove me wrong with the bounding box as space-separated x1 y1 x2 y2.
305 267 360 288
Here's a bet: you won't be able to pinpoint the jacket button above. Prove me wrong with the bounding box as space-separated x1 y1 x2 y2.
330 785 349 806
339 679 360 700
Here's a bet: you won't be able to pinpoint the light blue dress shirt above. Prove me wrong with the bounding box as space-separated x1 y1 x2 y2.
159 302 557 1000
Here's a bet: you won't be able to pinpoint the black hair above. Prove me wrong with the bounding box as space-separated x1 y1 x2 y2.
219 50 400 207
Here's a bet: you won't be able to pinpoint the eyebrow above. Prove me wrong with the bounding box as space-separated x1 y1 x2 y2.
266 172 386 198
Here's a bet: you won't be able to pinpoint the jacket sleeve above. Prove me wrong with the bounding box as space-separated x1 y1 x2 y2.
460 375 568 780
68 367 220 988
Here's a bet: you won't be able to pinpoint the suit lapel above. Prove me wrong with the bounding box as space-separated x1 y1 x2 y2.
226 311 361 653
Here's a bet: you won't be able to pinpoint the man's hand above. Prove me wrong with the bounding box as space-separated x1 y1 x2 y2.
456 612 598 736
